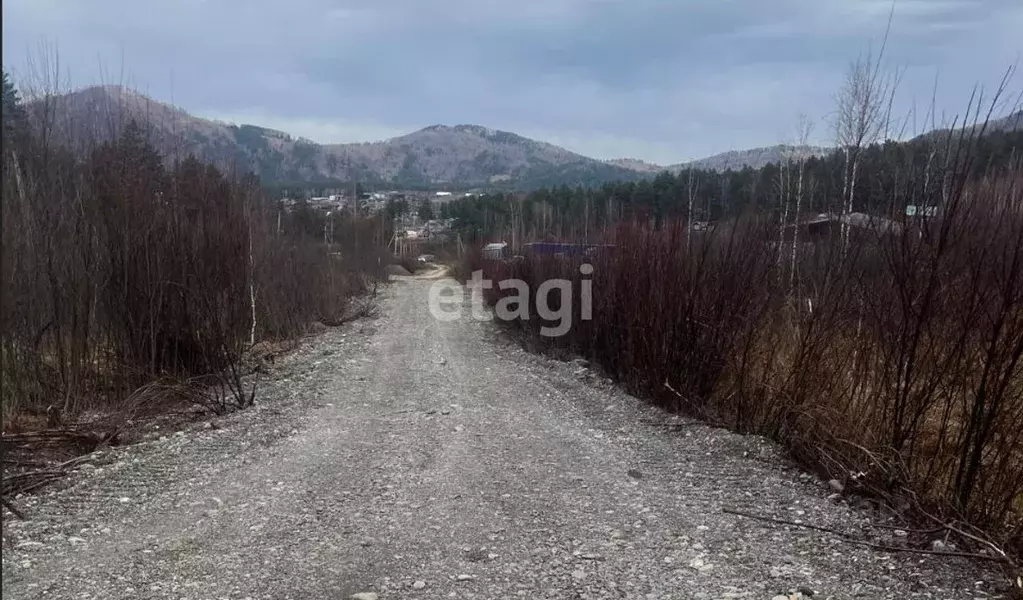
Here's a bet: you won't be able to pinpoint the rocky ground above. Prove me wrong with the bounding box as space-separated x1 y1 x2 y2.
0 277 1009 599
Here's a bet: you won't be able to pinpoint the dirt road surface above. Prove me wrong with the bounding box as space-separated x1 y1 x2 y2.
1 277 1003 599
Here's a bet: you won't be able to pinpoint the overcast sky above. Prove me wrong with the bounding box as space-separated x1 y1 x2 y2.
3 0 1021 164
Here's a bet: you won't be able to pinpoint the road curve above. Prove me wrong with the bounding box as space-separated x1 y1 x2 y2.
1 278 1001 599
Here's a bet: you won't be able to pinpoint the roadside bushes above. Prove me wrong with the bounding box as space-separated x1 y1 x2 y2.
477 127 1023 555
1 109 385 428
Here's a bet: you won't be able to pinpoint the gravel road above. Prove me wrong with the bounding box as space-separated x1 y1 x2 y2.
1 276 1006 600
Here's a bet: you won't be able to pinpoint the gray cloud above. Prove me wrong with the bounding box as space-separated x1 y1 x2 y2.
3 0 1020 164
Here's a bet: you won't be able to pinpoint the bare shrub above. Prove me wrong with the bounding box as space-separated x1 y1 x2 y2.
1 70 385 433
476 115 1023 560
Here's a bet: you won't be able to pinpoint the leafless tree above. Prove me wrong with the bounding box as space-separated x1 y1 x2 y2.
788 114 814 291
776 148 791 275
833 7 899 253
685 169 700 254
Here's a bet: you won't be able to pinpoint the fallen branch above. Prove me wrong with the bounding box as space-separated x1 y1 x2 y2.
1 448 107 497
940 520 1010 562
722 507 1006 563
13 474 63 495
1 496 26 520
840 537 1005 562
869 522 947 535
723 507 852 537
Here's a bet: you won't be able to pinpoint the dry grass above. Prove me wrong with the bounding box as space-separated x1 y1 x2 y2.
474 162 1023 561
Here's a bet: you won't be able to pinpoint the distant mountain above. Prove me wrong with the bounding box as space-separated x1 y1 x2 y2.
986 109 1023 132
24 85 325 181
914 109 1023 143
322 124 644 188
604 158 664 173
667 144 833 172
673 111 1020 172
25 85 230 157
27 86 643 189
657 110 1021 172
606 148 835 174
26 85 1019 189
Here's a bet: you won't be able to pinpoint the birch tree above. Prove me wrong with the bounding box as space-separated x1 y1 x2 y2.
833 8 897 254
789 114 814 291
685 169 700 254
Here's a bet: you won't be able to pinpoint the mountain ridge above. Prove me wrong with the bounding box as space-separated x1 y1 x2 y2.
668 144 834 172
31 85 650 187
27 85 1023 189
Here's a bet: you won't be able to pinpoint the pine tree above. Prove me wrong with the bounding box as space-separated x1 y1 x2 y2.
2 68 27 143
418 198 434 222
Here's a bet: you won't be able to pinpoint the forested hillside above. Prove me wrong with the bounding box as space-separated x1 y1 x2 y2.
443 126 1023 240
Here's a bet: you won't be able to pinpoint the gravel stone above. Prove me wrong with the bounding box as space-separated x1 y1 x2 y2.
0 279 1007 599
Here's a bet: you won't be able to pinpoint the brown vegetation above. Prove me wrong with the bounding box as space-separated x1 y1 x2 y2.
471 121 1023 565
1 75 388 465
